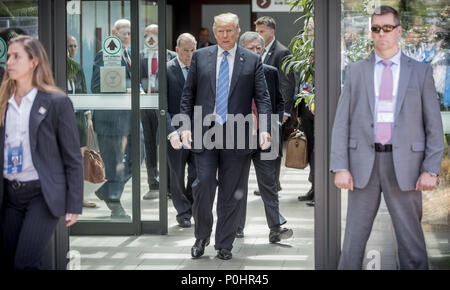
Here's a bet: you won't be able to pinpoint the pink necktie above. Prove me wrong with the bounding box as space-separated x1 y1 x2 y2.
375 60 393 145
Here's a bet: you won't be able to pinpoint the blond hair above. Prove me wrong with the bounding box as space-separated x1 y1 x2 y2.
213 13 241 34
0 35 63 126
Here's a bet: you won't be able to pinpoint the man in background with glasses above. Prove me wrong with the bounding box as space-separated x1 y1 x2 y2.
331 6 444 269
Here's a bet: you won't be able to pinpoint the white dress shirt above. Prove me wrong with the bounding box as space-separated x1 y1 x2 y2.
4 88 40 181
373 49 402 143
177 55 189 80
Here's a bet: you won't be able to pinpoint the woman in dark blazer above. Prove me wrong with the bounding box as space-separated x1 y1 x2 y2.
0 35 83 270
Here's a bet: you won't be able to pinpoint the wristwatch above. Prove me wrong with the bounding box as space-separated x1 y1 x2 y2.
428 172 439 177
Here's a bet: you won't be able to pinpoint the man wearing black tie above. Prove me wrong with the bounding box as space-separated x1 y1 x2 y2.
165 33 197 228
180 13 272 260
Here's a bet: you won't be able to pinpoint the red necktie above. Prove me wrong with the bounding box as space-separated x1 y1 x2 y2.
150 57 158 93
151 57 158 75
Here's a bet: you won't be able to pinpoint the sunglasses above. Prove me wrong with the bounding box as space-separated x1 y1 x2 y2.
371 24 400 33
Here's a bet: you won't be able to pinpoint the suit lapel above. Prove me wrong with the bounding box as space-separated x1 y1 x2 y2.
208 46 218 95
174 58 186 88
29 91 51 152
229 46 244 97
264 41 276 64
363 53 376 118
394 53 412 119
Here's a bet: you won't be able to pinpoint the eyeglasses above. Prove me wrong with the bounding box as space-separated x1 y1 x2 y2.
371 24 400 33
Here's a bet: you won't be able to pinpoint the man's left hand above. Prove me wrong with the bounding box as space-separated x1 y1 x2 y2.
415 172 439 191
259 131 271 150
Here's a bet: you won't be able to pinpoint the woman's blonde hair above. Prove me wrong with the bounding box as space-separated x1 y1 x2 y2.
0 35 63 126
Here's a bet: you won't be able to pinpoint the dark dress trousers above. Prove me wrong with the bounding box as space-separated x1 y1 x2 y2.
0 91 83 269
264 40 296 188
166 58 196 223
297 97 315 188
140 50 177 188
91 50 132 202
180 45 272 251
238 64 286 231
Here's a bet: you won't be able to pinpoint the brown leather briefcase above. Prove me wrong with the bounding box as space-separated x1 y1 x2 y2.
81 126 105 183
285 129 308 169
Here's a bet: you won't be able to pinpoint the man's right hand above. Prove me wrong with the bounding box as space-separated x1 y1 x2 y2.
181 130 192 149
334 170 354 191
170 133 183 150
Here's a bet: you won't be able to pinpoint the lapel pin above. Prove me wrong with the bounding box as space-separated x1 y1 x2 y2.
240 57 244 62
39 107 47 115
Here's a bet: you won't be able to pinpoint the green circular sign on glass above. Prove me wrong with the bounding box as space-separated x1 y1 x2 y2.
103 36 122 56
0 37 7 59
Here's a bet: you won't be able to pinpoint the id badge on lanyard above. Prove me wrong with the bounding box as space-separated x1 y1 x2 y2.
7 142 24 174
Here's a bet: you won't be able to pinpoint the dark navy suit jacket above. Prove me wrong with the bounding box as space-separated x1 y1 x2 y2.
264 40 296 114
180 45 272 153
0 91 84 217
262 63 284 156
166 57 186 135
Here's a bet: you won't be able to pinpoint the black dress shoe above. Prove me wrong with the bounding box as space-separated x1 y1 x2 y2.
216 248 232 260
253 189 261 196
306 200 315 207
191 238 210 258
298 188 314 201
269 227 294 243
235 228 244 238
178 219 191 228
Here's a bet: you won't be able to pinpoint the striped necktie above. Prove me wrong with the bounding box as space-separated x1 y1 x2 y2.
215 51 229 125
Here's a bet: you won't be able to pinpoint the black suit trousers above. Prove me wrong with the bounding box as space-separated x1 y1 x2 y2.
238 150 285 231
1 183 59 270
141 109 159 186
167 145 196 222
192 149 251 251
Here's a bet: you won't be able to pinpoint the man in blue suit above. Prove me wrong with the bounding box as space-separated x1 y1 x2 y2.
180 13 272 260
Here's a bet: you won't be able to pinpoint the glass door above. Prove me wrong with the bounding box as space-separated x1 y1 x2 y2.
67 0 168 235
340 0 449 269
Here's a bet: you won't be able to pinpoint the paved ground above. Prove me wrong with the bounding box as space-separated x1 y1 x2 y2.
70 155 449 270
71 163 315 270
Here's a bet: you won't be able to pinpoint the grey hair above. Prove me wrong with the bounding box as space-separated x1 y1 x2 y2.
176 33 197 47
239 31 264 47
114 19 130 30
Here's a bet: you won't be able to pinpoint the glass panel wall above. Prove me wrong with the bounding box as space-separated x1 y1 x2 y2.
340 0 449 269
138 0 161 221
67 0 135 222
0 0 38 68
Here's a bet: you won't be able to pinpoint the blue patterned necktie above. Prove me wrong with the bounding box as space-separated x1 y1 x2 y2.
215 51 230 125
